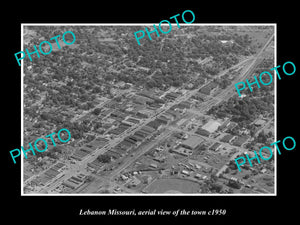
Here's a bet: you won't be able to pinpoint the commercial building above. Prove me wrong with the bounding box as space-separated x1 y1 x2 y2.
181 135 204 150
165 92 181 101
196 127 210 137
149 163 158 169
85 137 109 150
209 142 222 151
254 119 266 126
177 101 192 109
170 147 193 156
220 134 236 143
199 81 218 95
146 120 163 130
202 119 221 133
63 174 86 190
181 170 190 176
71 146 94 161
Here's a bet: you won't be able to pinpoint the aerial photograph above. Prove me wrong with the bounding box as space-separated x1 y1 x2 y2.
22 24 275 195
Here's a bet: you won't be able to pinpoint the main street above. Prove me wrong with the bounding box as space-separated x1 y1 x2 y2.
108 129 172 179
41 84 200 192
79 129 173 193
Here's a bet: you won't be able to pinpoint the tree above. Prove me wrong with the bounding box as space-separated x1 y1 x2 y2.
97 154 111 163
228 188 234 194
257 131 267 143
52 146 63 153
40 112 51 120
198 144 207 151
85 175 95 182
211 183 223 193
267 131 273 138
225 167 230 174
243 174 250 179
92 108 102 115
210 174 218 182
228 180 241 189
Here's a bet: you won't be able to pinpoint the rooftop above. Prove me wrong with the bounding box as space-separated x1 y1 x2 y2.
202 119 222 133
181 135 204 149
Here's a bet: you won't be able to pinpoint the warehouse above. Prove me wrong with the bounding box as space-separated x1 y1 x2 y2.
202 119 221 133
209 142 222 151
181 135 204 150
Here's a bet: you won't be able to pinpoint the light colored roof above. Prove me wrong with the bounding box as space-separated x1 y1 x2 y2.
202 119 221 133
181 135 204 149
254 119 266 125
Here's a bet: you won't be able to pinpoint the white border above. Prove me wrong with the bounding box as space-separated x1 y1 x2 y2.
21 23 277 196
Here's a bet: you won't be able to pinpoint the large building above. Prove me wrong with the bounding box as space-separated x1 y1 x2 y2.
181 135 204 150
202 119 222 133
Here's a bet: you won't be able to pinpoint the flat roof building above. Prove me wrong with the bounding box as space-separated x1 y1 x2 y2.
171 147 193 156
181 135 204 150
202 119 221 133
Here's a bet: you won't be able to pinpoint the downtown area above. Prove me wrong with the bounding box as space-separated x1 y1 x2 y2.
22 25 275 195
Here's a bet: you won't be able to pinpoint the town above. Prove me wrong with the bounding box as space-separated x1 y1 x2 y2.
22 25 275 194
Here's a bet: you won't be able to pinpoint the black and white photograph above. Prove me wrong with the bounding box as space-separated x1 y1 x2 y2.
21 24 276 195
4 4 298 223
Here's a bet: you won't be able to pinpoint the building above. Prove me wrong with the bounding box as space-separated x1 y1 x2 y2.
220 40 234 44
195 173 203 179
125 117 140 125
219 118 230 130
181 135 204 150
87 159 104 172
71 146 94 161
156 115 170 125
153 155 166 163
129 177 141 187
195 127 210 137
171 147 193 156
202 119 222 133
141 125 156 134
165 92 180 101
146 120 163 130
254 119 266 126
177 101 192 109
63 174 86 190
260 168 267 174
165 109 181 120
149 163 158 169
199 81 218 95
181 170 190 176
220 134 235 143
209 142 222 151
138 91 165 103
